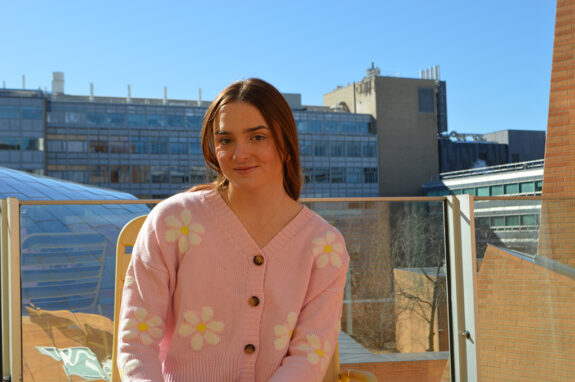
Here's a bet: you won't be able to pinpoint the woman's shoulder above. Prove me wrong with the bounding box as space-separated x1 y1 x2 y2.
148 188 216 220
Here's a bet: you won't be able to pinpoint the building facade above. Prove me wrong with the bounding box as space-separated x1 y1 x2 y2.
323 65 446 196
0 77 378 199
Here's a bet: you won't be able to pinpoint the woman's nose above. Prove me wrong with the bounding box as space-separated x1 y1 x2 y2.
233 141 250 160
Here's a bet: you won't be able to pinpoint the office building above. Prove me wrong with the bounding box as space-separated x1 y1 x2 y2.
0 74 378 199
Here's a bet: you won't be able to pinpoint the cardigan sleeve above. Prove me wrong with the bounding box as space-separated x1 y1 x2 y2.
270 229 350 382
116 212 175 381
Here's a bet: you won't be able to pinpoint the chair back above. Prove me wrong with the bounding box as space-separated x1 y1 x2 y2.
111 215 147 382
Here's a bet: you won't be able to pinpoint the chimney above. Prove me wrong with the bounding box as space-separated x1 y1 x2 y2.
52 72 65 95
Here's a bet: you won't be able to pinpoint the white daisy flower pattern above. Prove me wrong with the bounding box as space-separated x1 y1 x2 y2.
296 334 332 371
165 209 205 254
274 312 298 350
121 307 163 345
118 352 141 379
312 231 344 268
178 306 225 351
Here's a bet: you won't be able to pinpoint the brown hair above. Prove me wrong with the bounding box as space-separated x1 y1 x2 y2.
190 78 301 200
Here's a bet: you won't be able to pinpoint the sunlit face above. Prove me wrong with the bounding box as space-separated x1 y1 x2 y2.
213 102 284 193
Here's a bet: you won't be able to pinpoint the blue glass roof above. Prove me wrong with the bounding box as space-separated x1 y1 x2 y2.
1 167 150 318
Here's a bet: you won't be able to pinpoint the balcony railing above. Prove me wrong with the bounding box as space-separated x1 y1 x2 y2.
2 195 573 381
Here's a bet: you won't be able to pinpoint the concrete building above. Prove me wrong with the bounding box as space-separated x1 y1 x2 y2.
324 64 446 196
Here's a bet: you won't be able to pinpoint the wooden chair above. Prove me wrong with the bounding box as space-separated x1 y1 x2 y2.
111 215 377 382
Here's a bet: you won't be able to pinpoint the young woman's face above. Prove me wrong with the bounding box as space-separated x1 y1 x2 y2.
213 102 284 193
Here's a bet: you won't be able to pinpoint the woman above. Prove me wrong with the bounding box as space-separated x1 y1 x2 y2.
117 78 349 381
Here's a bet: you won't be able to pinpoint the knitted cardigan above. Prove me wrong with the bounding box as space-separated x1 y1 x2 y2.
117 189 350 381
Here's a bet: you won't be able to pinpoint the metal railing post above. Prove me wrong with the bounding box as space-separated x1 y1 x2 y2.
444 195 479 382
6 198 21 382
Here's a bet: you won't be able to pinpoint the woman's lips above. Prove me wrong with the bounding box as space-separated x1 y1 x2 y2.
234 166 257 175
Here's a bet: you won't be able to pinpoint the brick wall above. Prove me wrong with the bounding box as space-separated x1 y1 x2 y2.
539 0 575 268
474 245 575 381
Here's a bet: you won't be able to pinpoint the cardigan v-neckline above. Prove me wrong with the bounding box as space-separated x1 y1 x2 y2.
203 188 313 257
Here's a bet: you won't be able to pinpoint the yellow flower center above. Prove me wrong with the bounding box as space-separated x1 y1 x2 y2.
315 349 325 358
196 322 207 332
137 322 149 332
180 226 189 235
324 244 333 253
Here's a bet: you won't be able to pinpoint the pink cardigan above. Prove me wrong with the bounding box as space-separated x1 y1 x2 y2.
117 189 349 381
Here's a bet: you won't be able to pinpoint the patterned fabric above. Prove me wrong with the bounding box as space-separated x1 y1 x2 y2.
117 189 349 381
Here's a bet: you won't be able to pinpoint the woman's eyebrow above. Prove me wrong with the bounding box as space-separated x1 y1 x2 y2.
215 125 268 135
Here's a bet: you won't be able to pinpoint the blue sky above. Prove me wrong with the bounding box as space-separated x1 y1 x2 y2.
1 0 556 134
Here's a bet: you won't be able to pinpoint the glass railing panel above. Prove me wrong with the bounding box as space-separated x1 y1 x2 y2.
19 201 152 382
305 199 450 380
473 197 575 381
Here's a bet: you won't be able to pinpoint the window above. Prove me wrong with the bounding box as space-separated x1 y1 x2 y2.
170 137 188 155
0 106 18 119
476 186 489 196
110 165 130 183
314 168 329 183
22 107 43 119
90 165 109 183
86 112 105 125
363 168 378 183
418 88 435 113
131 136 149 154
110 138 131 153
108 113 126 126
490 185 504 196
341 121 355 133
300 140 313 157
151 137 169 154
313 140 328 157
505 215 520 226
330 141 345 157
463 188 475 196
303 167 313 183
331 168 346 183
491 216 505 227
296 120 309 133
362 142 377 157
132 166 150 183
67 141 86 152
476 217 490 227
22 138 44 151
504 183 519 194
325 120 339 132
147 114 165 127
520 182 535 193
346 141 361 157
170 167 189 184
521 214 538 226
190 166 207 184
347 168 362 184
190 137 201 154
185 115 202 129
167 115 185 128
89 139 108 153
0 137 20 150
535 181 543 192
151 166 169 183
127 114 146 127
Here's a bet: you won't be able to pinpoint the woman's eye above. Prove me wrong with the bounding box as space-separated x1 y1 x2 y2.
217 138 231 145
252 135 266 141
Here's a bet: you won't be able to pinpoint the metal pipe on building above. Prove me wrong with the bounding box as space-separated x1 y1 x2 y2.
163 86 167 105
90 83 94 101
127 85 132 103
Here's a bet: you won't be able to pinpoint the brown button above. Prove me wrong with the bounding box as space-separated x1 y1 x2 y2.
244 344 256 354
248 296 260 307
253 255 264 266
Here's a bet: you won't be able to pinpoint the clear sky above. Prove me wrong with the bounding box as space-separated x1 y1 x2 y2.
1 0 556 134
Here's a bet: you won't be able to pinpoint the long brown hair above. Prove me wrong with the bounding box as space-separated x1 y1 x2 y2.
190 78 301 200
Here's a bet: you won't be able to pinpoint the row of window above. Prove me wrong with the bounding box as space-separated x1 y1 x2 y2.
49 165 208 185
0 106 43 120
46 110 374 135
476 214 539 228
300 139 377 158
303 167 378 184
427 181 543 196
47 165 379 186
0 137 44 151
45 136 378 158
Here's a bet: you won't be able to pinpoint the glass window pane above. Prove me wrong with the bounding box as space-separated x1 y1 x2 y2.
463 188 476 196
347 141 361 157
504 183 519 194
491 216 505 227
22 107 43 119
535 181 543 192
505 215 520 226
520 182 535 193
490 185 504 196
476 187 489 196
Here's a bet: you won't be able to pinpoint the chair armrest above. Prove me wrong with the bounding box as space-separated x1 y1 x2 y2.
341 368 378 382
